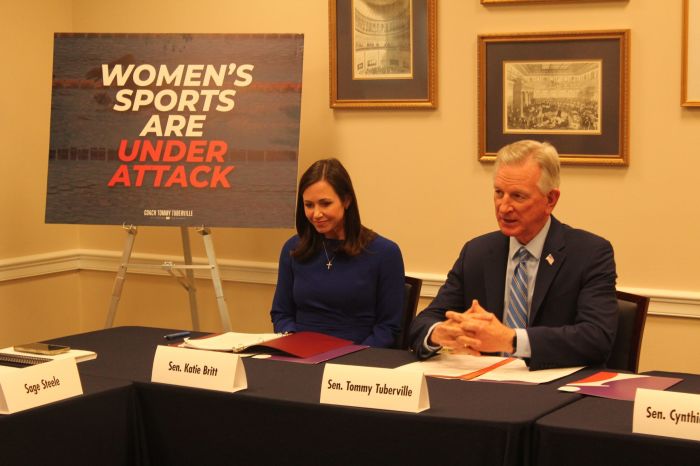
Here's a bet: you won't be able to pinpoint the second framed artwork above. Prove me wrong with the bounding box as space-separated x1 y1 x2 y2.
478 30 630 165
329 0 437 108
481 0 624 4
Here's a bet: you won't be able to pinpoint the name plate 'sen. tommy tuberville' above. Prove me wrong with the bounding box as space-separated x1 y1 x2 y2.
151 345 247 393
633 388 700 442
0 358 83 414
320 364 430 413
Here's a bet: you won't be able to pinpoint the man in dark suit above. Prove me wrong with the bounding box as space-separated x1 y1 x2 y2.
409 140 617 370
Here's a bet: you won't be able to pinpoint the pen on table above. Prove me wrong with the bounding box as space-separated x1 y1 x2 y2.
164 331 191 340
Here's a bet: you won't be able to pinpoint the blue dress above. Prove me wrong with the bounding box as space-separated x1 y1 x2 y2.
270 234 405 348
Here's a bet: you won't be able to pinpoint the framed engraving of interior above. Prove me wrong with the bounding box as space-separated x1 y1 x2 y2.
478 30 630 165
683 0 700 106
330 0 437 108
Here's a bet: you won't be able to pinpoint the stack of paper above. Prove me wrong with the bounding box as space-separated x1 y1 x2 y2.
397 354 583 384
182 332 281 353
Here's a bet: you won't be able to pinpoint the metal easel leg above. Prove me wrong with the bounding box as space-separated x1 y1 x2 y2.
105 224 137 328
180 227 201 331
198 227 232 331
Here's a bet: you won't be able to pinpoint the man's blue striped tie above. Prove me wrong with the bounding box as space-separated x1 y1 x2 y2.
506 247 530 329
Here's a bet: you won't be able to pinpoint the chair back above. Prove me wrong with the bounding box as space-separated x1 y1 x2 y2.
607 290 649 372
395 276 422 350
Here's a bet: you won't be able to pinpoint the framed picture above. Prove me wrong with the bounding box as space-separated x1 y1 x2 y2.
683 0 700 106
329 0 437 108
478 30 630 165
481 0 624 4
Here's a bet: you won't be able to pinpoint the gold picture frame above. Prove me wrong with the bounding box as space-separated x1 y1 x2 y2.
478 30 630 165
329 0 437 108
481 0 626 4
682 0 700 106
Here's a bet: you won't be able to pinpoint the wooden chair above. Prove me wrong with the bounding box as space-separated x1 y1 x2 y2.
394 276 423 350
607 290 650 373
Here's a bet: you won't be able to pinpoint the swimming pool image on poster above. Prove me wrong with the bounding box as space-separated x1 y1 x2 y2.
46 33 304 227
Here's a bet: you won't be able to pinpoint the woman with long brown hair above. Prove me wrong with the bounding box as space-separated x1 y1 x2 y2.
270 158 404 347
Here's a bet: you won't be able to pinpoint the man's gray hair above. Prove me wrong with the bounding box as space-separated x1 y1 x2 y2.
494 140 560 194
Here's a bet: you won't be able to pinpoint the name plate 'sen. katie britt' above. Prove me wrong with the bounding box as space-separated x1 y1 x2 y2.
633 388 700 442
320 364 430 413
151 345 247 393
0 358 83 414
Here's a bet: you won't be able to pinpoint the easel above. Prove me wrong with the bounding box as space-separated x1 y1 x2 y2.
105 224 232 331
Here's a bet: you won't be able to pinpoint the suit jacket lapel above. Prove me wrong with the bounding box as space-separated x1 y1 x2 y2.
531 216 566 324
485 235 509 319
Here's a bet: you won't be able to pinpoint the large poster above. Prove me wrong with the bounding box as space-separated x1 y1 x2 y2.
46 33 303 227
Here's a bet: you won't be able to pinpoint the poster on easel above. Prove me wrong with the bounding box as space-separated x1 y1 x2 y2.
46 33 303 227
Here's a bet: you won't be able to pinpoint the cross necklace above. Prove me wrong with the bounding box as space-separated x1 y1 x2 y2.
322 240 335 270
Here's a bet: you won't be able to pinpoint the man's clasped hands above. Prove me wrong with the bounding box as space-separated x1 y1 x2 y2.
428 300 516 355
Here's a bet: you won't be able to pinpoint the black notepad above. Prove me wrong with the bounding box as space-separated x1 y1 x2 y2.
0 352 52 368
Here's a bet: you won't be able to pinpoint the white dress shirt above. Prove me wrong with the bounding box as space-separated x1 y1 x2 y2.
505 216 551 357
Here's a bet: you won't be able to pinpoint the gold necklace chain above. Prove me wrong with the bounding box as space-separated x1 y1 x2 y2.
322 240 335 270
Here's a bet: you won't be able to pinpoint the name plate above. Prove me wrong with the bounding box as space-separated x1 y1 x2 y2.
151 345 247 393
633 388 700 441
0 358 83 414
320 363 429 413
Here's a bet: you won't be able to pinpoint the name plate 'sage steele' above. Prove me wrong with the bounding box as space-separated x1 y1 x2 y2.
25 376 61 395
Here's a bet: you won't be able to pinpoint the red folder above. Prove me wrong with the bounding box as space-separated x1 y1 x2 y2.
249 331 353 359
